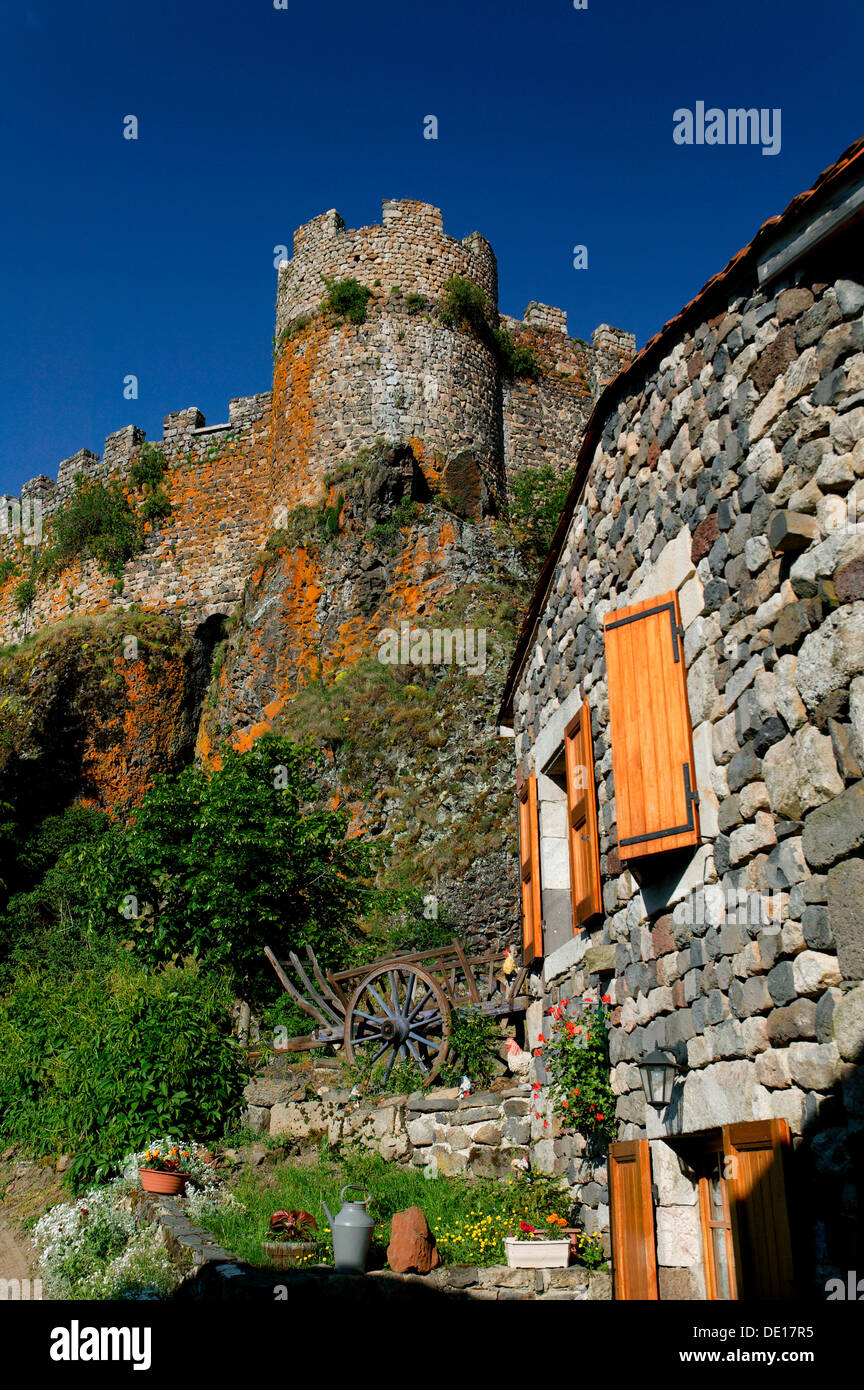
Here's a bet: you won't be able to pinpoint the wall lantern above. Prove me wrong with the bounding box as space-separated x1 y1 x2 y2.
638 1048 678 1109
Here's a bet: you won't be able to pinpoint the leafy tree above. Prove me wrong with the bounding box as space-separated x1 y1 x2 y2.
0 805 112 984
74 735 375 998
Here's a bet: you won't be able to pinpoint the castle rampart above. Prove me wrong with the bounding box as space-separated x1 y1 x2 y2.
276 198 498 332
0 199 632 647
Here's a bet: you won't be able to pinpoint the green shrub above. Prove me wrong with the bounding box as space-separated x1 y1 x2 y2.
40 475 143 580
128 443 168 493
139 487 172 524
13 576 36 612
130 444 172 527
441 1005 501 1087
322 276 373 325
0 557 18 585
71 735 376 999
505 462 574 567
0 953 246 1187
493 327 538 379
405 293 427 314
439 275 490 333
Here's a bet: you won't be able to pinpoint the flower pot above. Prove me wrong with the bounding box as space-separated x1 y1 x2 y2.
261 1240 318 1268
139 1168 188 1196
504 1237 570 1269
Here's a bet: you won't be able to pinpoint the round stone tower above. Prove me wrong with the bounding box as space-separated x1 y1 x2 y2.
271 199 502 508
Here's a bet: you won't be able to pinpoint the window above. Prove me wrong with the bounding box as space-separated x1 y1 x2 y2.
603 590 700 862
517 773 543 964
695 1137 737 1300
688 1121 795 1301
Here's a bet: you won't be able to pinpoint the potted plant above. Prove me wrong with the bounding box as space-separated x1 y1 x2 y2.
138 1146 192 1195
504 1215 571 1269
261 1209 319 1267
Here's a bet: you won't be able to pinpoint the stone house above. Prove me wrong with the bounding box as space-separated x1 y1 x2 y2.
498 137 864 1300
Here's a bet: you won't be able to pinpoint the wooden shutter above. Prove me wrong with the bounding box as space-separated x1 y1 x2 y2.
603 590 699 862
723 1120 795 1301
564 700 602 928
609 1139 658 1300
517 774 543 964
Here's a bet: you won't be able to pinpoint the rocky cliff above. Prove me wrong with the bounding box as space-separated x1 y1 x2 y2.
0 200 633 948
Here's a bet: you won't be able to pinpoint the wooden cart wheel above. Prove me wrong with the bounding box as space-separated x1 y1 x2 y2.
344 963 451 1085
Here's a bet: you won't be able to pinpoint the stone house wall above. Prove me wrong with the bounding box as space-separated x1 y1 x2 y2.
508 211 864 1297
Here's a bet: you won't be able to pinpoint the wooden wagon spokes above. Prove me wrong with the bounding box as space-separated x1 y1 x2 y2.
343 963 451 1085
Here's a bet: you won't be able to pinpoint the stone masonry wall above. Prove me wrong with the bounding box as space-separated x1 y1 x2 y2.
243 1068 534 1180
0 199 630 654
0 394 275 647
511 240 864 1295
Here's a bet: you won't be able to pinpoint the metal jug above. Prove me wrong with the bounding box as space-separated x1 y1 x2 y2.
322 1185 373 1273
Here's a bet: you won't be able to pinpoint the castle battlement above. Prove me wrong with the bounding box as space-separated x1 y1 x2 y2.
1 198 634 649
277 197 498 332
2 395 274 529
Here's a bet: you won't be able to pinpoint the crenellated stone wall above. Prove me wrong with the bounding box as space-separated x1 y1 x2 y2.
0 198 630 652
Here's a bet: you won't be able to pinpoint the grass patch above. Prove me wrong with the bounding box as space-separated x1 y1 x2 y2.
199 1149 576 1269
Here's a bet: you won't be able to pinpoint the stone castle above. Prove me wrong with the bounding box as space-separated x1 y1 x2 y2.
0 199 633 647
0 199 632 947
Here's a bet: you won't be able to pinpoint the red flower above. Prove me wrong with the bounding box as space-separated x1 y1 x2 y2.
538 1033 546 1043
602 994 611 1004
533 1048 542 1058
596 1113 604 1121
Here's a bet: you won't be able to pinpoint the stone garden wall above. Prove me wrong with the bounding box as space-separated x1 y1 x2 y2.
510 217 864 1295
243 1066 535 1180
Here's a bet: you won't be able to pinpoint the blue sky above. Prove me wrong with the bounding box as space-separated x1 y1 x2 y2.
0 0 860 496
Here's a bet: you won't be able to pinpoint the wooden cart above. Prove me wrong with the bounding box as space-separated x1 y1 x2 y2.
264 939 528 1085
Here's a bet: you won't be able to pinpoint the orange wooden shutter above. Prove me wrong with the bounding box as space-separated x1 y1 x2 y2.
564 700 602 928
517 774 543 964
603 590 699 862
609 1139 658 1300
723 1119 795 1301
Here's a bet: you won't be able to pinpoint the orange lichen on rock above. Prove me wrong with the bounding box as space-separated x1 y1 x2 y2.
81 651 191 815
